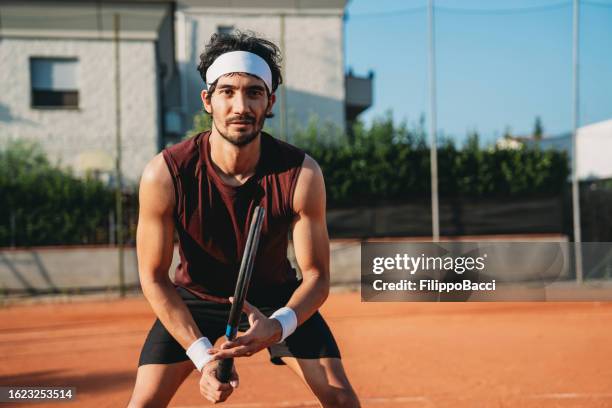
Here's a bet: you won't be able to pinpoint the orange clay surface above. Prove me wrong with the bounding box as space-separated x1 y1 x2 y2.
1 292 612 408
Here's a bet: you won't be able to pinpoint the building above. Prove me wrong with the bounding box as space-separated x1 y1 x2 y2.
0 0 177 185
535 119 612 181
498 119 612 181
0 0 373 185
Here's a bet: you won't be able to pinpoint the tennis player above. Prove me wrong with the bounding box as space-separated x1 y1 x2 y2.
128 31 360 408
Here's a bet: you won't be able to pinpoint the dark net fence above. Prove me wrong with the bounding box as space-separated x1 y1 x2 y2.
327 181 612 242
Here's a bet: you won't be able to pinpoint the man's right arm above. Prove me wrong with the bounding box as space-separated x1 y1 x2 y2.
138 154 239 402
136 153 203 352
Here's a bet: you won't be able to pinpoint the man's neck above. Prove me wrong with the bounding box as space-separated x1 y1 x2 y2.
209 129 261 186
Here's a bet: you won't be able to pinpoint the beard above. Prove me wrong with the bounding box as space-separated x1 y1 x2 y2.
213 111 266 147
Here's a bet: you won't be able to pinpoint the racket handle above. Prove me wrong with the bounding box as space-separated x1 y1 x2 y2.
217 358 234 383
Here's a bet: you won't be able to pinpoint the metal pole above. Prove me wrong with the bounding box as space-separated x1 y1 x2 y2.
428 0 440 242
571 0 583 284
114 13 125 297
177 10 189 131
279 13 288 142
10 212 15 248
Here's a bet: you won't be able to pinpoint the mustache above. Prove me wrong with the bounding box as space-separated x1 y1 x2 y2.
226 115 256 124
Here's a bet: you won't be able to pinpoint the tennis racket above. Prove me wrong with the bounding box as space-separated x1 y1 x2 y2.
217 206 265 383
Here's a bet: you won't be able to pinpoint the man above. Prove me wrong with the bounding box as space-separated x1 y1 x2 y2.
128 32 360 408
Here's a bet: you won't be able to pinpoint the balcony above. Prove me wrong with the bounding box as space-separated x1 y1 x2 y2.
345 69 373 123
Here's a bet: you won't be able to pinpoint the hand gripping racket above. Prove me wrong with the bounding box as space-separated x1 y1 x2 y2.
217 206 265 383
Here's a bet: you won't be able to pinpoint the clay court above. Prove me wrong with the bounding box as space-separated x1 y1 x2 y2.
0 292 612 408
1 291 612 408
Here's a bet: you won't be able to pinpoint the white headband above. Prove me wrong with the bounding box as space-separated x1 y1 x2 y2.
205 51 273 93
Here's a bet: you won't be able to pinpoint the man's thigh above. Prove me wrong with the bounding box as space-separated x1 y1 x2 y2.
282 357 360 408
128 361 194 408
262 309 357 406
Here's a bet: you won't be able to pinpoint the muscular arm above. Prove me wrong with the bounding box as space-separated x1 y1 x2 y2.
285 154 330 325
137 153 203 351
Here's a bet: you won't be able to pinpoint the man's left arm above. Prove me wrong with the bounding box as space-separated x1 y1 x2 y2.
283 154 330 324
210 155 330 358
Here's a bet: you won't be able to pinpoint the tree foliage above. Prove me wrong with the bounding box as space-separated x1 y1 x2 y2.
0 141 115 246
293 115 569 207
184 110 213 139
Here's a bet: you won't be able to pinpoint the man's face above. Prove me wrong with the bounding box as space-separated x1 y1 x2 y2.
202 73 275 147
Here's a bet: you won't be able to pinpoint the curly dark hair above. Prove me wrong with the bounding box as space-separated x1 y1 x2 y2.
197 31 283 99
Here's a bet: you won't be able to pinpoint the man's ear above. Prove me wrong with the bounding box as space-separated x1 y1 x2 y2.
201 89 212 114
266 93 276 116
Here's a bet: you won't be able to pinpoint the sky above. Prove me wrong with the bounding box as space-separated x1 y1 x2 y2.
345 0 612 145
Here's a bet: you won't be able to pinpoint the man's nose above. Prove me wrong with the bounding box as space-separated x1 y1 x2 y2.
232 92 249 114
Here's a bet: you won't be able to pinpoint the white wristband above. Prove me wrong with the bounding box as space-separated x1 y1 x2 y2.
186 337 214 372
269 307 298 343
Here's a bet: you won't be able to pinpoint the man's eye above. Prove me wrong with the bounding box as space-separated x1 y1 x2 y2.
249 90 263 96
220 89 233 95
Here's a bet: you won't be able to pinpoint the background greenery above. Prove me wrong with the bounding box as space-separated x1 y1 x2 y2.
0 141 116 246
1 114 572 246
291 115 569 207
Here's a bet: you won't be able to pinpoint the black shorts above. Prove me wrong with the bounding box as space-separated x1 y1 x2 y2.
138 286 340 367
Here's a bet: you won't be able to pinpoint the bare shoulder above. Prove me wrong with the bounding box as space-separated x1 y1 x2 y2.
293 154 325 215
141 153 172 186
297 154 324 185
139 153 175 214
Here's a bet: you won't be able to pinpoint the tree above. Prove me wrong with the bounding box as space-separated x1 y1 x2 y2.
184 111 213 139
0 140 115 246
533 116 544 140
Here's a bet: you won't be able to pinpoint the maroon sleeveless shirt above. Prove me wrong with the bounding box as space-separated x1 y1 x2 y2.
162 131 305 306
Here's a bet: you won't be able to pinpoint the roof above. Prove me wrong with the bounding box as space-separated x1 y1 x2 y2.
177 0 347 15
0 1 172 40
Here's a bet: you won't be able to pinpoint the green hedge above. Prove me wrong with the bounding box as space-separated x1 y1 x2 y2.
292 116 570 206
0 141 115 247
1 114 570 246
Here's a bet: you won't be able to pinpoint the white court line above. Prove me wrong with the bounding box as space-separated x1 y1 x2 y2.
526 392 612 399
174 395 433 408
174 392 612 408
173 402 317 408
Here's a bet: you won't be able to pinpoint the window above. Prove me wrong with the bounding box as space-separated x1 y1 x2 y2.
30 58 79 108
217 25 235 35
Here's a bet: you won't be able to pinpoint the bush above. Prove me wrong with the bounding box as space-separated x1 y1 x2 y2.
184 110 213 139
0 140 115 246
292 115 570 207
